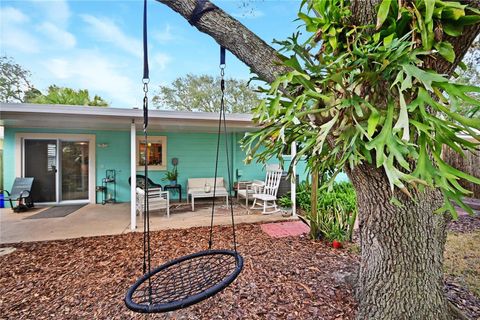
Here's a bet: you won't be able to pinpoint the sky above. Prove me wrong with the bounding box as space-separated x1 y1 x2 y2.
1 0 302 108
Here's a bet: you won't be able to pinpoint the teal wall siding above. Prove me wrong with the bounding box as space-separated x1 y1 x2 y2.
3 128 131 204
95 131 130 203
141 132 234 198
3 128 310 205
3 129 16 201
233 132 309 182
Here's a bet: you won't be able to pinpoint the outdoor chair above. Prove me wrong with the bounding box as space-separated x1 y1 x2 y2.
236 180 264 208
1 177 35 213
136 187 170 217
250 168 283 214
128 175 162 190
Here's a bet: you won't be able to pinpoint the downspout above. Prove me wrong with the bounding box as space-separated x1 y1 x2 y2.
130 119 136 230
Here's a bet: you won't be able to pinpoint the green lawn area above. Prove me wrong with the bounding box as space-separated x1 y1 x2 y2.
444 231 480 298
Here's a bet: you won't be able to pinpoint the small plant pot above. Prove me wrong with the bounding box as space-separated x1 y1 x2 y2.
170 180 177 186
332 240 342 249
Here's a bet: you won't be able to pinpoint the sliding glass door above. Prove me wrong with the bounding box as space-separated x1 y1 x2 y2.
24 139 57 202
61 141 89 201
24 139 90 203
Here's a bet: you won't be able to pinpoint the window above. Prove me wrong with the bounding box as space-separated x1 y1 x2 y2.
136 136 167 170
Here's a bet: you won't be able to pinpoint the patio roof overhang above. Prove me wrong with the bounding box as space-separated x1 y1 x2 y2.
0 103 258 133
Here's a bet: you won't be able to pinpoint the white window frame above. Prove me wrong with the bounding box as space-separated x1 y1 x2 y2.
136 136 167 171
15 133 96 204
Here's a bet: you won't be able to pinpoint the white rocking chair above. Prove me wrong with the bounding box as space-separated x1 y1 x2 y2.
250 168 283 214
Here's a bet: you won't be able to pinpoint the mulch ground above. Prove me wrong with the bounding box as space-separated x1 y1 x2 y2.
0 223 358 319
445 212 480 319
448 211 480 233
1 213 479 320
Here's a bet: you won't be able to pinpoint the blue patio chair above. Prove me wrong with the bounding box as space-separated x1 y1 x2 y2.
1 177 35 213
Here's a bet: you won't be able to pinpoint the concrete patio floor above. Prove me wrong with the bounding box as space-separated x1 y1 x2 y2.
0 201 296 244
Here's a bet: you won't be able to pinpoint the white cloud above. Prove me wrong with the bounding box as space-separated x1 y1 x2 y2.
153 53 172 71
43 52 139 107
37 22 76 49
30 0 71 26
154 24 174 43
48 58 70 79
81 14 142 58
0 7 29 24
0 7 39 53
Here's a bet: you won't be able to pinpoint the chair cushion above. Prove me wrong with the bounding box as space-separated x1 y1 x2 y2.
188 178 224 189
189 187 228 195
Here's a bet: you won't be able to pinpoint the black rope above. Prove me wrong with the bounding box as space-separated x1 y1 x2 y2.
208 46 238 253
142 0 152 304
208 80 223 249
142 0 149 80
220 67 238 252
188 0 216 26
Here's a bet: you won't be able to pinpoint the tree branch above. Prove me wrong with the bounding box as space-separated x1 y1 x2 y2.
155 0 290 83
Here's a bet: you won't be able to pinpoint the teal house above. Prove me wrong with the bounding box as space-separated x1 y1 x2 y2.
1 103 306 229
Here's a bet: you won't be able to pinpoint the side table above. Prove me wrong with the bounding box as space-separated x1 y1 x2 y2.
164 184 182 202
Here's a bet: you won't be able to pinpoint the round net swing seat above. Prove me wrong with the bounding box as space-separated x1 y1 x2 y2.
125 250 243 313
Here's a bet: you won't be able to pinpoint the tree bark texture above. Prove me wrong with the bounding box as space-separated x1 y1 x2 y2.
155 1 479 319
348 165 449 319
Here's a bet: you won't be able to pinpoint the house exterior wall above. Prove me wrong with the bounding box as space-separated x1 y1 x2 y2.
3 127 308 205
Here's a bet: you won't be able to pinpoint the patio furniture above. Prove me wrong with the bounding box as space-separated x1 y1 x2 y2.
102 169 116 204
163 184 182 202
236 180 264 208
136 187 170 217
250 168 283 214
129 174 162 190
1 177 35 213
187 178 229 211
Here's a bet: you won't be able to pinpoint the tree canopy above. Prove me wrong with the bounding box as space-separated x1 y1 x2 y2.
1 56 108 107
0 56 37 103
26 85 108 107
152 74 260 113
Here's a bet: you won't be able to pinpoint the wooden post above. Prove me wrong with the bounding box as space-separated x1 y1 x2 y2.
291 141 297 217
310 169 319 238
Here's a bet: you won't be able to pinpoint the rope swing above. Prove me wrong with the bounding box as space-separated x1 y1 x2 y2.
124 0 243 313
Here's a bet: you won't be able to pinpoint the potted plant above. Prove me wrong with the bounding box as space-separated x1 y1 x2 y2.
162 167 178 186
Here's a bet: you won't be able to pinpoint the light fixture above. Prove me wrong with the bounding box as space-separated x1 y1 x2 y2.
98 143 109 148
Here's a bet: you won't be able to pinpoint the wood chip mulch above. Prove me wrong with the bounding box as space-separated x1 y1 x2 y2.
0 223 358 319
448 211 480 233
1 214 478 320
445 276 480 320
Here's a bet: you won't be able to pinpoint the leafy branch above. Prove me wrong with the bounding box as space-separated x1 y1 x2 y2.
242 0 480 216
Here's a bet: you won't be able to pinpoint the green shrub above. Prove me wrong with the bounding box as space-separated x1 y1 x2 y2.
280 181 358 241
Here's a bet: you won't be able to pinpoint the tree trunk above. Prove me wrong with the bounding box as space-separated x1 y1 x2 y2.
348 164 449 319
155 1 480 319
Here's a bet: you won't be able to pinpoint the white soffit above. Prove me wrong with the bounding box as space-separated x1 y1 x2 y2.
0 103 258 132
